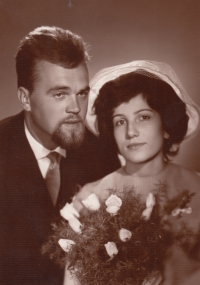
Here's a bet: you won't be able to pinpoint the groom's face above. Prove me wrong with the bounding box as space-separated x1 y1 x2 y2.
25 60 89 149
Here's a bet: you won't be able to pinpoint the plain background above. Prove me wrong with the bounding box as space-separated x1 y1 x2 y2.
0 0 200 171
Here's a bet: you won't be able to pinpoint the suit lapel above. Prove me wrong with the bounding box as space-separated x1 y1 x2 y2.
7 114 58 237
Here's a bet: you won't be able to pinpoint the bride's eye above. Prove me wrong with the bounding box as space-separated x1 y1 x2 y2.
115 119 126 126
138 115 150 121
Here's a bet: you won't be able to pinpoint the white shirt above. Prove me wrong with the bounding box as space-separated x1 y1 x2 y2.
24 123 66 178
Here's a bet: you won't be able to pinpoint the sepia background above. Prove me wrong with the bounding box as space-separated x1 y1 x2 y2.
0 0 200 171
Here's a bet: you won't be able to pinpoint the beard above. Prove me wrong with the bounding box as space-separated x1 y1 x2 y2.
52 119 85 149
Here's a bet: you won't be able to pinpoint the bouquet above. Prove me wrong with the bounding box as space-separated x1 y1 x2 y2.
43 185 178 285
43 184 197 285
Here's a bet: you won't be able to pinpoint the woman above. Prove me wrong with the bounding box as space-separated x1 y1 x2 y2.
65 60 200 285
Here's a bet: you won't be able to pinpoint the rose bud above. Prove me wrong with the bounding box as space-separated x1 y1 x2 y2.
104 241 118 258
105 194 122 215
171 207 192 216
82 193 101 211
60 203 80 221
58 239 75 252
141 193 156 221
68 217 82 234
119 228 132 242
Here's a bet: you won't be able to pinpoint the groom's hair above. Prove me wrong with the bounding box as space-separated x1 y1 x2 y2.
16 26 90 93
94 72 189 160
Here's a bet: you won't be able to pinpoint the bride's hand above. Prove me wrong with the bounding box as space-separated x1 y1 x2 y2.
63 266 76 285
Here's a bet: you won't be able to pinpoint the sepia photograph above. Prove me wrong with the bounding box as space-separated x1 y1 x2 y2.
0 1 200 284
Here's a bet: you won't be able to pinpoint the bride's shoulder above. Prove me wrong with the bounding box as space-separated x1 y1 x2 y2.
167 163 200 187
168 163 200 176
82 167 123 193
73 168 122 210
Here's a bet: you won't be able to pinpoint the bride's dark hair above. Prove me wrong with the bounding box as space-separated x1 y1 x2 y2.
94 71 189 160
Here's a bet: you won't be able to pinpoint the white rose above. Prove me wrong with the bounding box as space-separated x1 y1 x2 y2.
82 193 101 211
119 228 132 242
68 217 82 234
104 242 118 258
141 193 156 221
105 194 122 215
171 207 192 216
141 207 153 221
60 203 80 221
58 239 75 252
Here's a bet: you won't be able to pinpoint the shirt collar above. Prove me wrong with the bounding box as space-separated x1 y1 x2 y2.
24 122 66 160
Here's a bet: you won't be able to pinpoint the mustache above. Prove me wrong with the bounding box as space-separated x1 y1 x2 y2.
59 115 83 124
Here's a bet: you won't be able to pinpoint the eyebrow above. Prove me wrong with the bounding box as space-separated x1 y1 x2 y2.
78 86 90 94
112 108 154 118
48 85 90 94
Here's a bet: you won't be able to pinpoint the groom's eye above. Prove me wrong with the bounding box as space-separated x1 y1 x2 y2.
77 91 89 98
54 92 66 99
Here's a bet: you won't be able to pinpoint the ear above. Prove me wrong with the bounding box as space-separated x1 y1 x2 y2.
164 132 169 139
17 87 31 111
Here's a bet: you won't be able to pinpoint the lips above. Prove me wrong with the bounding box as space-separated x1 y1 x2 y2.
63 120 81 124
62 117 82 124
127 143 146 150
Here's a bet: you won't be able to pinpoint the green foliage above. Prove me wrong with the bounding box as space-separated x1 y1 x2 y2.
42 186 194 285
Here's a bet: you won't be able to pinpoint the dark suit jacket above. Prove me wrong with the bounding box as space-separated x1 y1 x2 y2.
0 112 120 285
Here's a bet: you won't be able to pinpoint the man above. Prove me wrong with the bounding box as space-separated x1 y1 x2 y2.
0 26 119 285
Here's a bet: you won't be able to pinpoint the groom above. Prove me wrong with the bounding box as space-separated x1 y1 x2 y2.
0 26 119 285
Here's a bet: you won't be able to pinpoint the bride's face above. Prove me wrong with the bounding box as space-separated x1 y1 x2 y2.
112 93 167 167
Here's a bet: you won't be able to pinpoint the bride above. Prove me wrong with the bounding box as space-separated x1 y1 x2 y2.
64 60 200 285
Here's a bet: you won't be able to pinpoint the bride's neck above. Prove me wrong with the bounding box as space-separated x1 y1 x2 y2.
125 157 167 177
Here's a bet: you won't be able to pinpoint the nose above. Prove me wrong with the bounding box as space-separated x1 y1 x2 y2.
65 95 80 114
126 122 139 139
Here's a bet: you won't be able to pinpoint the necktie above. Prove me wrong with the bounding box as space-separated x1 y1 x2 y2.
45 152 61 206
